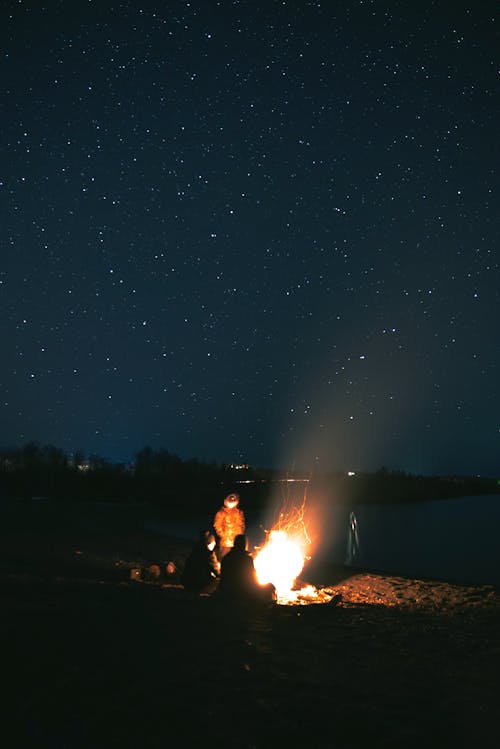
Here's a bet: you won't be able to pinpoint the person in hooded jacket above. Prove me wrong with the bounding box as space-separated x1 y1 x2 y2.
181 531 221 594
213 492 245 559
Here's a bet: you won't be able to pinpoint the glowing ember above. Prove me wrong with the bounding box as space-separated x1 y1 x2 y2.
254 529 306 601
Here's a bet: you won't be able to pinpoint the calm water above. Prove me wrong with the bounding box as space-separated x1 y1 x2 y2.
330 494 500 586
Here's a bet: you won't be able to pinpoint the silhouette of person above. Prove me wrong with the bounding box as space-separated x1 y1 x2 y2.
181 531 221 594
217 534 275 603
213 492 245 559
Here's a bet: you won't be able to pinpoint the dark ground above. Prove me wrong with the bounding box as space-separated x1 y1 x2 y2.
1 505 499 748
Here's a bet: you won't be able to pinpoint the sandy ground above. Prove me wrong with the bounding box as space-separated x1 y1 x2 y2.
1 528 499 748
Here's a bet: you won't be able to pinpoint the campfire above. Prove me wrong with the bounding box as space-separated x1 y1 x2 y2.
252 506 339 606
254 529 304 598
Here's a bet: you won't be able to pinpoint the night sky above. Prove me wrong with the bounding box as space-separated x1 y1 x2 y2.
1 1 498 476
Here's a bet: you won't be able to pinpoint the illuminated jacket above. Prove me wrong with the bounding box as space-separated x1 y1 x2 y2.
213 506 245 548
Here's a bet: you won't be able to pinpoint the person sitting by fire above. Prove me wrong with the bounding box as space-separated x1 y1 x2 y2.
217 534 276 604
181 531 221 594
213 492 245 559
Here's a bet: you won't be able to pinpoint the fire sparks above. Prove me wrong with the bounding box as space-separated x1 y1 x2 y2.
253 496 312 602
252 493 341 606
253 496 319 603
253 531 339 605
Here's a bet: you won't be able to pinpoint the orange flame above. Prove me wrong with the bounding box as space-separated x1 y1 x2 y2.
253 495 312 602
254 529 306 598
252 491 342 606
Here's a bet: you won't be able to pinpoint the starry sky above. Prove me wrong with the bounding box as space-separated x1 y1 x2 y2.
1 0 498 476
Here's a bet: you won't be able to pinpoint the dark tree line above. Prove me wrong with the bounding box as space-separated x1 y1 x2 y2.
315 467 500 506
0 443 498 514
0 442 235 514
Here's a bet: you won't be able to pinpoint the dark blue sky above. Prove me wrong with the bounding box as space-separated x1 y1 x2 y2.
1 0 498 475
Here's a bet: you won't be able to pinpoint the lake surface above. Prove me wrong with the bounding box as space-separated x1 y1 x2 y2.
328 494 500 587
